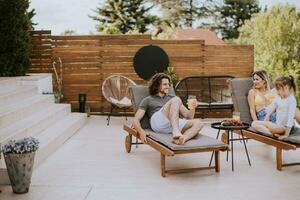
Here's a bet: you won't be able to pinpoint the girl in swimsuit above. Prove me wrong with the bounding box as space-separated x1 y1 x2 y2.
248 70 300 123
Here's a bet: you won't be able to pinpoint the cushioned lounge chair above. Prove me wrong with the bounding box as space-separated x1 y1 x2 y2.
230 78 300 170
123 85 229 177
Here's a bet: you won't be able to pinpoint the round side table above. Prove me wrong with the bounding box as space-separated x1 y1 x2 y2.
209 122 251 171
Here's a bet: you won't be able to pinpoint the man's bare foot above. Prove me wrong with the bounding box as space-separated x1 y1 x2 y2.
172 135 187 145
172 130 182 139
172 139 180 145
178 135 186 145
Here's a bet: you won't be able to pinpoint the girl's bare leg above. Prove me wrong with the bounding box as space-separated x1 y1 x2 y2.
252 121 272 135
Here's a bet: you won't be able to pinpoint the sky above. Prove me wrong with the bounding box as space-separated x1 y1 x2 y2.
30 0 300 35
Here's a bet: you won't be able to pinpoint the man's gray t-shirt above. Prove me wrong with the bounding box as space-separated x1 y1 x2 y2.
139 94 175 119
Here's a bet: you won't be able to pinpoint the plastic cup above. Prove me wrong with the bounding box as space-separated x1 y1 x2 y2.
187 95 197 109
233 111 240 121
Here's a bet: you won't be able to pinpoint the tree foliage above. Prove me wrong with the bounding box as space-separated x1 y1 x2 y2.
90 0 157 34
153 0 213 28
214 0 260 39
152 23 179 40
61 29 77 36
235 4 300 100
0 0 35 76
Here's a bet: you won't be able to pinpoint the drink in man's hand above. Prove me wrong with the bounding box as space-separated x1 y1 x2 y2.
187 95 196 109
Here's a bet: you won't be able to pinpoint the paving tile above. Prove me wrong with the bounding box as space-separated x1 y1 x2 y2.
2 116 300 200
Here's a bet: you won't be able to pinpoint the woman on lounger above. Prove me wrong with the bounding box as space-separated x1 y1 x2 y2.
252 75 298 139
248 70 300 123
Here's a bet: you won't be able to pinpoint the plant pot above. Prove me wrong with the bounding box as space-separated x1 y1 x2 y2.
54 93 63 103
54 96 61 103
4 152 36 194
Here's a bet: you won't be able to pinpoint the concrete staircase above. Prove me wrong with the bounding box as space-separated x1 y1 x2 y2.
0 74 87 184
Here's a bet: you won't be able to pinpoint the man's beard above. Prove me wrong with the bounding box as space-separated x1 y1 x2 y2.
160 88 169 94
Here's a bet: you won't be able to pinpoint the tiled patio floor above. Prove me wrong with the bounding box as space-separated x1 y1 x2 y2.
1 116 300 200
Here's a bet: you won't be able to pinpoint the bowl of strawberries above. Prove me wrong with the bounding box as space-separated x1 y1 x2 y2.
221 119 244 127
211 120 250 130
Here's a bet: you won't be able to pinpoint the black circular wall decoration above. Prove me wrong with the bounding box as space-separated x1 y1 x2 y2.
133 45 169 80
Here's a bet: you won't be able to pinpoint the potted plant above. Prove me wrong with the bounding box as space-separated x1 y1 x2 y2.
52 57 63 103
164 66 179 86
2 137 39 194
54 90 63 103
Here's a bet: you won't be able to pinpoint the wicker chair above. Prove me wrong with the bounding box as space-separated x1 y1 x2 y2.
102 75 136 125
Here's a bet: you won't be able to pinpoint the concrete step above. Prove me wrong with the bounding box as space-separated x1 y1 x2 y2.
0 85 38 105
0 77 21 87
0 113 87 184
0 104 71 151
0 85 20 96
0 74 87 185
34 112 87 167
0 94 54 128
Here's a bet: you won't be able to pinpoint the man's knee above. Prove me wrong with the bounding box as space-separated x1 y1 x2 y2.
193 119 203 131
171 96 182 104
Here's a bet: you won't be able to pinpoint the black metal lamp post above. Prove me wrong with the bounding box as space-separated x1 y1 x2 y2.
78 93 86 113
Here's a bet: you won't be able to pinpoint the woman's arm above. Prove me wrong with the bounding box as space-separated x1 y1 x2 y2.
264 98 277 121
248 89 258 121
295 107 300 124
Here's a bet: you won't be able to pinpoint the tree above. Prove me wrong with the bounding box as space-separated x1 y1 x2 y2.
153 0 214 28
214 0 260 39
61 29 77 35
90 0 157 34
152 23 179 39
0 0 35 76
234 4 300 100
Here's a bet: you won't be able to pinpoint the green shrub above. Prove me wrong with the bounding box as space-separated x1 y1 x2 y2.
234 4 300 102
164 66 179 86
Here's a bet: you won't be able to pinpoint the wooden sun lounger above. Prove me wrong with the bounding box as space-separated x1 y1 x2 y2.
123 85 229 177
123 124 228 177
230 78 300 170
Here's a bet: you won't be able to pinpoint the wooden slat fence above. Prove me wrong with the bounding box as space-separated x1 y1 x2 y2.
29 30 254 117
30 30 52 73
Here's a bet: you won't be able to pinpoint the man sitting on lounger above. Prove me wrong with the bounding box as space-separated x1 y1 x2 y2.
133 73 204 145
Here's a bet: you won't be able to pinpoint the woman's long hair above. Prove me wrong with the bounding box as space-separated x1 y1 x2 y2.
252 70 270 90
149 73 171 95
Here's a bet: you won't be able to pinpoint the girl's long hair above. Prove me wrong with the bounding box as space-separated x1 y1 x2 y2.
275 75 297 95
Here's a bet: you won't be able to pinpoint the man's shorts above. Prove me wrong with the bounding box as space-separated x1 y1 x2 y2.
150 109 187 134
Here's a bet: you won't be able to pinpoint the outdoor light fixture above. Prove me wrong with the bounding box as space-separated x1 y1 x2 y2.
78 93 86 113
